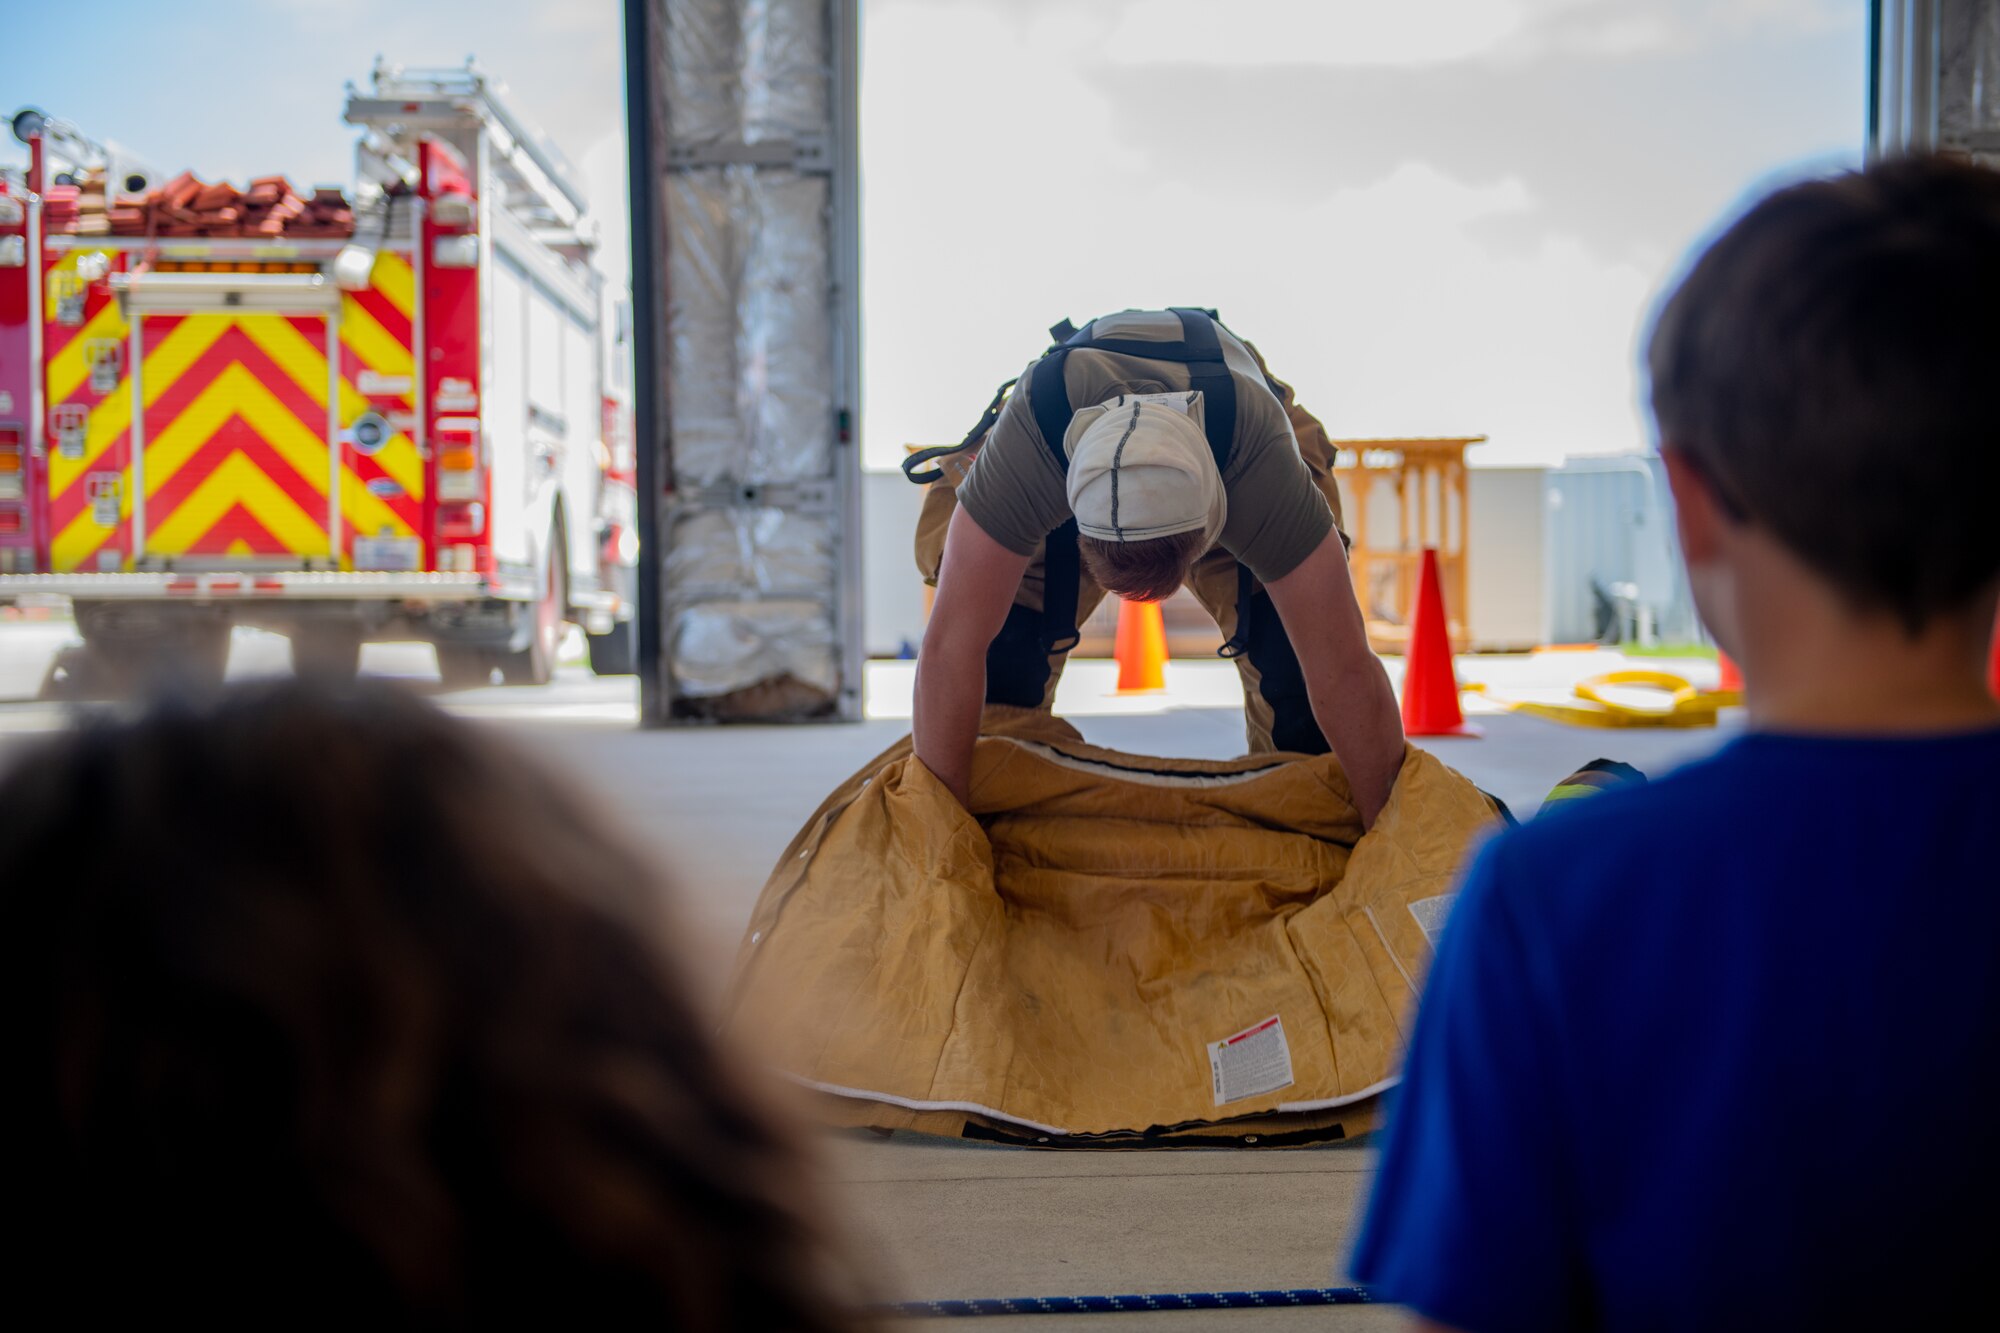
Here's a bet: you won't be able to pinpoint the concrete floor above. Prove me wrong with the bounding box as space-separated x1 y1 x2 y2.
0 617 1739 1327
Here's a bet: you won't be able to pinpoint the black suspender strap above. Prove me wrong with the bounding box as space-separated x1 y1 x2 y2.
1014 309 1247 655
1028 345 1083 652
1030 345 1077 469
1167 307 1236 470
1041 518 1082 654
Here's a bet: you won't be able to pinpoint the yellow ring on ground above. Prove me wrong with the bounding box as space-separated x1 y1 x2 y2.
1573 670 1717 719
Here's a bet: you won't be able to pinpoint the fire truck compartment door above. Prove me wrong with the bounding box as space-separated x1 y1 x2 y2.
132 311 339 564
113 271 342 314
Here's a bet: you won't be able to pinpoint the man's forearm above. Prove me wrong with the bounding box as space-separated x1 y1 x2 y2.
1311 651 1404 829
912 639 986 809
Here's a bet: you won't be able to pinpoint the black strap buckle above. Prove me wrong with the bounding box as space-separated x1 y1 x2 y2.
903 375 1020 485
1218 563 1256 659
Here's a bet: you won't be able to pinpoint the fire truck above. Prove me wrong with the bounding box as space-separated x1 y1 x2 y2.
0 61 637 689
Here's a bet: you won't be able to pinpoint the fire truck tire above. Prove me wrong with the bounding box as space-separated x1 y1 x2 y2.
182 622 233 688
71 622 229 697
497 534 564 687
586 621 635 675
436 645 496 691
290 624 363 685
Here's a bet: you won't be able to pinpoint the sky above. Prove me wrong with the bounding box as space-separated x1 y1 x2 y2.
861 0 1867 468
0 0 634 299
2 0 1867 470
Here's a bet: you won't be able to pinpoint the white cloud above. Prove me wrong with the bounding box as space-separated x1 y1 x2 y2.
1089 0 1851 69
1101 0 1605 68
1500 0 1853 62
862 4 1656 470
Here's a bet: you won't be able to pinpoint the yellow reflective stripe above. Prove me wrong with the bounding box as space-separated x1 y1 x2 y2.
365 436 424 505
141 363 331 505
52 500 120 571
337 295 423 500
45 301 127 405
146 453 329 556
230 313 335 412
48 314 236 494
339 292 414 379
370 251 416 320
339 470 415 541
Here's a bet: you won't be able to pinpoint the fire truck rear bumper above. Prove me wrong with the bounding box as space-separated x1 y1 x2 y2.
0 571 536 604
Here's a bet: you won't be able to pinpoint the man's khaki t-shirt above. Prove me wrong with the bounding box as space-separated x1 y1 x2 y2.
954 311 1335 583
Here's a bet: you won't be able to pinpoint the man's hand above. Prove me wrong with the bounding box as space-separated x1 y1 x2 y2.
1265 530 1405 828
913 507 1033 809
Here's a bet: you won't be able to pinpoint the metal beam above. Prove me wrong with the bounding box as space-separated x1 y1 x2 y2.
624 0 666 725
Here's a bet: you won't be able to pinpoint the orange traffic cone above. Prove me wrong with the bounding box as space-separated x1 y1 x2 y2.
1402 548 1479 737
1706 649 1745 706
1114 597 1168 693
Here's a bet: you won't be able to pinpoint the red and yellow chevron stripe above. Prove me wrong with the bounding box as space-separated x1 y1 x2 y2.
43 247 134 572
43 251 425 572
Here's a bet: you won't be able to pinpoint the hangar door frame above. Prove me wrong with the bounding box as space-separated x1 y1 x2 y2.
624 0 864 725
1870 0 2000 165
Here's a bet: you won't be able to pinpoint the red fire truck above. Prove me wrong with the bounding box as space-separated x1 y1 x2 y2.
0 62 636 689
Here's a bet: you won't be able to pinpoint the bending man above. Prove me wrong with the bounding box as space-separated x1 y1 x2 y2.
910 307 1403 825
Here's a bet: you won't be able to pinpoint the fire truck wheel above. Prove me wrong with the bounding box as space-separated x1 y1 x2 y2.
436 645 496 691
497 537 564 687
586 621 635 675
75 623 229 697
290 624 363 685
183 622 232 687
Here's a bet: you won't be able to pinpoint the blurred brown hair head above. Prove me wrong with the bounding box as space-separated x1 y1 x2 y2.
1646 153 2000 633
1079 528 1207 603
4 681 862 1330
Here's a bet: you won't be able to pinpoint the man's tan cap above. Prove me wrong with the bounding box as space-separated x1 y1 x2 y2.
1063 391 1226 547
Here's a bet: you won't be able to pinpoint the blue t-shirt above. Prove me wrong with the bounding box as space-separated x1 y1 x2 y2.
1350 728 2000 1332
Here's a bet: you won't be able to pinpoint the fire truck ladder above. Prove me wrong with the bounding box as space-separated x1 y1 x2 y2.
343 59 597 260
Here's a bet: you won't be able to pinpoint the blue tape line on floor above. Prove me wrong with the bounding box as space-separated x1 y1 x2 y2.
883 1287 1376 1317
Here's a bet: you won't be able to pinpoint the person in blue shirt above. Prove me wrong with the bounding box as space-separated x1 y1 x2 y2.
1350 153 2000 1332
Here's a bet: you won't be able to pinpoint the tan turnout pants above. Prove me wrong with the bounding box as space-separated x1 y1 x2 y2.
915 352 1347 755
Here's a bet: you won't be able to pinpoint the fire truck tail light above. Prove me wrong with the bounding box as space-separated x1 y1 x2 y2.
0 444 21 500
438 501 486 539
0 507 23 535
440 543 479 573
432 235 479 268
438 455 480 503
436 430 481 501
